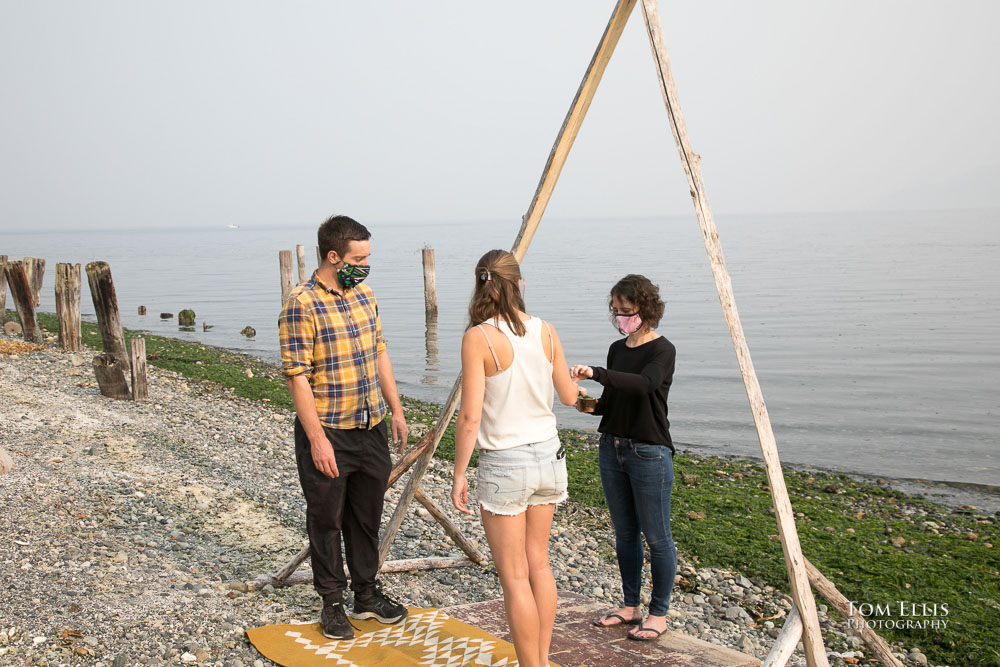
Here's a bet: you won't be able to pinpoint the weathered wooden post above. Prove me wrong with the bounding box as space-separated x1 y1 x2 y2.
279 250 294 303
55 263 82 352
3 261 42 343
295 244 307 283
85 261 130 372
23 257 45 308
421 247 438 318
130 337 148 401
0 255 7 317
93 353 130 400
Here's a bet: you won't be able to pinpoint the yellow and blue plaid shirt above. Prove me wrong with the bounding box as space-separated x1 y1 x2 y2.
278 271 387 429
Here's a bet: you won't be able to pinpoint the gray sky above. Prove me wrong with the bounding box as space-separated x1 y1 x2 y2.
1 1 998 231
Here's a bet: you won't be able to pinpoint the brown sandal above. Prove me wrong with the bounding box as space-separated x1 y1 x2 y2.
591 612 641 628
627 624 665 641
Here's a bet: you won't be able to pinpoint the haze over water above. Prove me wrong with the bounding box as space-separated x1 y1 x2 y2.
5 210 998 487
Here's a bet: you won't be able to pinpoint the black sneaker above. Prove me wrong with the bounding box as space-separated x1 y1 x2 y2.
350 583 408 624
320 598 354 640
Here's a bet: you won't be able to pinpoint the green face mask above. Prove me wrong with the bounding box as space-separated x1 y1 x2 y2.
337 262 371 289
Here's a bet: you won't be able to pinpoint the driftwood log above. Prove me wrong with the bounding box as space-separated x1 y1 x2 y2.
414 487 487 565
93 353 130 400
249 556 475 591
130 337 148 401
422 248 438 318
279 250 294 303
55 263 82 352
762 606 801 667
0 255 7 317
805 559 904 667
295 244 307 283
4 261 42 343
23 257 45 308
85 262 130 372
640 0 830 662
378 0 637 570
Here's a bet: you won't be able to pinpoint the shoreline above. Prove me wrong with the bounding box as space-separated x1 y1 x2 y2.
53 310 1000 501
2 318 998 665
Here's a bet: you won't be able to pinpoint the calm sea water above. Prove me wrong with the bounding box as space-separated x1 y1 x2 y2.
5 210 998 487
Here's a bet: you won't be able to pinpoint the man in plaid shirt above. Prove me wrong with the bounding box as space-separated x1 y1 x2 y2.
279 215 410 640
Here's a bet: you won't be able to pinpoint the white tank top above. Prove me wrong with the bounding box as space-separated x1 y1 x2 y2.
476 317 558 451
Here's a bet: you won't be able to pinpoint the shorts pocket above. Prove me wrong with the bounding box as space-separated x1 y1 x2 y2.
633 442 664 461
477 461 528 509
552 457 568 494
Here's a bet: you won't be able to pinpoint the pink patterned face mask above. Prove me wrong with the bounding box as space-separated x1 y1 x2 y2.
615 313 643 335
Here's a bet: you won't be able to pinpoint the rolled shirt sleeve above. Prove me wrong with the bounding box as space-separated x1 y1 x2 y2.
278 295 315 379
375 304 387 355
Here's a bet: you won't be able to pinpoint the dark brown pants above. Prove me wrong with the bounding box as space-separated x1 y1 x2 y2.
294 417 391 600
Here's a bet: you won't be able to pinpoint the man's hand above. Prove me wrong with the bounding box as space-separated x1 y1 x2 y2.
390 411 409 454
310 436 339 478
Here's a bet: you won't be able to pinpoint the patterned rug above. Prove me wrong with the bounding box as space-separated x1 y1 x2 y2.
246 607 555 666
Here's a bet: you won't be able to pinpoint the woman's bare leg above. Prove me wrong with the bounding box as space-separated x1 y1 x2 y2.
481 508 541 667
524 503 557 666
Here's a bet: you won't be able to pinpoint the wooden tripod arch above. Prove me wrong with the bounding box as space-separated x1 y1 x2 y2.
261 3 907 665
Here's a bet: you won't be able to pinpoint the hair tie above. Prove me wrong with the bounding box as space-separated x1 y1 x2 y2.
480 270 492 282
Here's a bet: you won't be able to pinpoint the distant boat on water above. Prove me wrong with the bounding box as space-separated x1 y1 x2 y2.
227 224 240 229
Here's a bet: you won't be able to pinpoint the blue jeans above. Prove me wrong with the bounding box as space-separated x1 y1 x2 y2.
598 433 677 617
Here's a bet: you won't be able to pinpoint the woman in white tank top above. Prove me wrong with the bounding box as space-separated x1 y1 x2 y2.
451 249 579 667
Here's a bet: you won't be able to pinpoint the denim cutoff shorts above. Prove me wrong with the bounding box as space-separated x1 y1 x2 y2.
476 435 568 516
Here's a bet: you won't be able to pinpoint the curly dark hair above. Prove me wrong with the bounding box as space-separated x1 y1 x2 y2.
609 274 664 329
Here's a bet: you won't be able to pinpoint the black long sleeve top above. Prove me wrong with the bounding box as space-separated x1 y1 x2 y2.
591 335 675 450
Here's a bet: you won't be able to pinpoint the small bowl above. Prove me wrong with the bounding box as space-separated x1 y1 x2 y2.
578 396 597 411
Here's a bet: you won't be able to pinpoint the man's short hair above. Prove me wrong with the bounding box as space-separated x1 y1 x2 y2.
318 215 371 263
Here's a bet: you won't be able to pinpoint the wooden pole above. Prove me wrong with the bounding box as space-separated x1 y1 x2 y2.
85 262 130 373
377 0 638 569
639 1 827 664
296 244 307 283
251 556 474 591
130 337 148 401
421 247 438 318
93 353 130 400
378 379 463 568
0 255 7 318
805 559 904 667
762 606 801 667
414 488 487 565
510 0 638 262
279 250 294 303
23 257 45 308
55 263 82 352
4 261 42 343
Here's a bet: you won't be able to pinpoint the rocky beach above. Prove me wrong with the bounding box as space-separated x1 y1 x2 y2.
0 336 987 666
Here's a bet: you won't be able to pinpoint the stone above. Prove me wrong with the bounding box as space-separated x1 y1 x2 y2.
241 326 256 338
178 310 196 326
4 321 22 336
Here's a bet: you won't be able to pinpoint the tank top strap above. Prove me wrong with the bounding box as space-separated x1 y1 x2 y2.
476 324 501 371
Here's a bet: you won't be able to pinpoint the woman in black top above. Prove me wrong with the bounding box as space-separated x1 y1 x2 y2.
571 274 677 641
